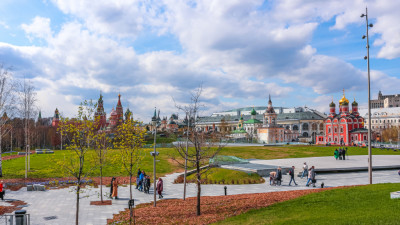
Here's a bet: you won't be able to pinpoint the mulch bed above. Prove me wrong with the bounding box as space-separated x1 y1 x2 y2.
91 200 112 206
0 200 28 215
107 187 339 224
2 151 36 161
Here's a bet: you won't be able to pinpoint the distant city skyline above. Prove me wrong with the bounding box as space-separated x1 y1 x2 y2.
1 1 400 121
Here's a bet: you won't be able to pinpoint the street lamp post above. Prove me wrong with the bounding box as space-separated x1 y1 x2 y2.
361 7 373 184
151 108 159 207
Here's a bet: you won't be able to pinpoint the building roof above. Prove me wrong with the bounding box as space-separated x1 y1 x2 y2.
244 118 262 124
197 110 326 124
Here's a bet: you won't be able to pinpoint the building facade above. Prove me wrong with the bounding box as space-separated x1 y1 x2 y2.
316 91 368 146
371 91 400 109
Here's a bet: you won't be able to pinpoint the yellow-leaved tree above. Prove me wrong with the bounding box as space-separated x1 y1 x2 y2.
113 116 146 200
57 100 97 225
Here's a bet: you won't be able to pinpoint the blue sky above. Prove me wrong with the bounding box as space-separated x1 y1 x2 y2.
1 0 400 121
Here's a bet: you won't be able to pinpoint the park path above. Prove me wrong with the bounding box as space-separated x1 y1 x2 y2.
1 155 400 225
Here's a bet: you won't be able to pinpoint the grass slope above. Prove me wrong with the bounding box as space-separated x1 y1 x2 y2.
217 183 400 225
2 148 180 179
219 145 400 160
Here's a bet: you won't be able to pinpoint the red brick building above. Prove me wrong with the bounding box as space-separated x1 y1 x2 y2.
316 90 368 146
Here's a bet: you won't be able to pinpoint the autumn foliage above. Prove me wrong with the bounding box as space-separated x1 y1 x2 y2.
108 188 336 224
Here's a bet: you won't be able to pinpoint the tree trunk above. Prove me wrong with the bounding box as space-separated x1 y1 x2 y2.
0 127 2 177
100 165 103 202
196 160 201 216
130 152 133 200
76 183 80 225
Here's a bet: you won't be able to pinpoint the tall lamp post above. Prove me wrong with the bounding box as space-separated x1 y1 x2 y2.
151 108 159 206
361 7 373 184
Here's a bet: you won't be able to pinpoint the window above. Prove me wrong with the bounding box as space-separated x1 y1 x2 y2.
293 125 299 131
340 127 343 133
328 128 331 133
334 128 337 133
302 123 309 130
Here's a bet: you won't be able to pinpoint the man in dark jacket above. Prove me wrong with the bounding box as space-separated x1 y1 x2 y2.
276 167 282 186
288 166 298 186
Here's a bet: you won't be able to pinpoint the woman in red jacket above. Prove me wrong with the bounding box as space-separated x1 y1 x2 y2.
0 180 4 200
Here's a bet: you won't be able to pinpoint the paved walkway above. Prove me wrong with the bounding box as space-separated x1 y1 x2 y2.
1 156 399 225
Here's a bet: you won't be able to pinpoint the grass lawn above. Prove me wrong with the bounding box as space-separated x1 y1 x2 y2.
176 167 264 185
219 145 400 160
2 148 181 179
2 145 399 179
217 183 400 225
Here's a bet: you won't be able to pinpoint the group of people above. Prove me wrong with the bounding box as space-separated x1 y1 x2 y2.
334 147 348 160
269 162 316 187
136 169 164 198
136 169 151 194
108 170 164 199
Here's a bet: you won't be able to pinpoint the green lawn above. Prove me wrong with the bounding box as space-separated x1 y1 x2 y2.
2 145 399 179
178 167 264 185
217 183 400 225
2 148 180 179
219 145 400 160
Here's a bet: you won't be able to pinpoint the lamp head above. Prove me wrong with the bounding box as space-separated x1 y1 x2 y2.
364 56 368 60
369 23 373 27
360 14 365 18
362 35 366 39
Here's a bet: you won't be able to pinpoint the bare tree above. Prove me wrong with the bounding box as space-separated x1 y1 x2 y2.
173 86 225 216
0 64 18 177
19 78 37 178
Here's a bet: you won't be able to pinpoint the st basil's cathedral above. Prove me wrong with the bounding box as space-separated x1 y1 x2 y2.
52 93 131 130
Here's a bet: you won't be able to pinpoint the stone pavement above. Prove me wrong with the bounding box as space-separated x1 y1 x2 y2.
1 155 399 225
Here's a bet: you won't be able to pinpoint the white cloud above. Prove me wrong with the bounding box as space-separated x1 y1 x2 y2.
21 16 53 41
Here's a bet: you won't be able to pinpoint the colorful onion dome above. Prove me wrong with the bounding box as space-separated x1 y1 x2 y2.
251 108 257 115
352 98 358 106
339 89 349 106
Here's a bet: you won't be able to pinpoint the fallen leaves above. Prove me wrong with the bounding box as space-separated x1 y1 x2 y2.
107 188 338 224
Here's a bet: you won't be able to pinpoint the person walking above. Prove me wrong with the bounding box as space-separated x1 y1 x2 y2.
288 166 298 186
276 167 282 186
156 178 164 199
136 169 141 189
146 176 151 194
0 181 4 201
345 147 349 159
334 149 339 160
301 162 308 179
112 177 119 199
109 177 115 198
269 171 276 185
139 171 145 191
342 148 346 160
339 148 343 160
306 166 316 187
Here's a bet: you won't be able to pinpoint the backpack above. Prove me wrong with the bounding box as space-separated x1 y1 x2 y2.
289 170 292 175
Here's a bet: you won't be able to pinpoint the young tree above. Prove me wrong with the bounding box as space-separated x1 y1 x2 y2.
114 117 146 201
0 65 17 177
173 86 225 216
19 78 37 177
93 126 110 203
57 100 97 225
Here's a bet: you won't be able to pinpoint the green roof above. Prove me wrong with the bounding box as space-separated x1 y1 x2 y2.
244 118 262 124
232 129 247 133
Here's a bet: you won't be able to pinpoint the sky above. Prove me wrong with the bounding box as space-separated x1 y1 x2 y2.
1 0 400 122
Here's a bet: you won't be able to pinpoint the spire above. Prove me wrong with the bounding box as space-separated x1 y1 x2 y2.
117 93 122 106
268 94 272 104
38 110 42 120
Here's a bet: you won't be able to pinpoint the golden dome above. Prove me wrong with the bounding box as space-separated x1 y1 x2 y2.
339 89 349 106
